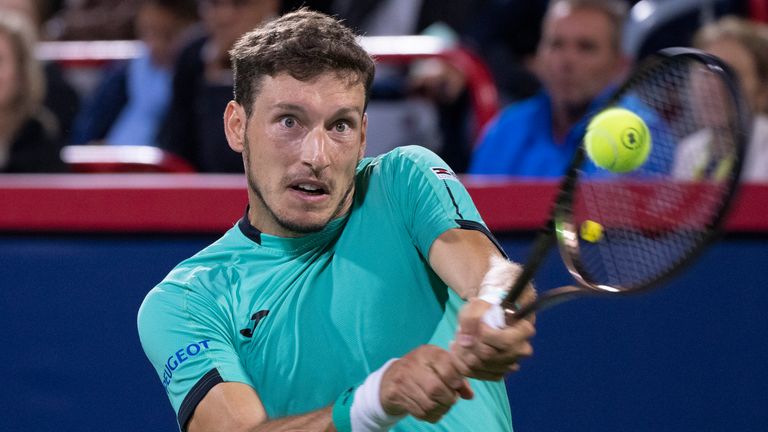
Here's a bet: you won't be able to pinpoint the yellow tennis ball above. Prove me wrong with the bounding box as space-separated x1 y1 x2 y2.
584 108 652 173
580 220 604 243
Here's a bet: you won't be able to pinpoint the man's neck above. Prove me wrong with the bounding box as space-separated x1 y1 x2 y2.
550 101 588 144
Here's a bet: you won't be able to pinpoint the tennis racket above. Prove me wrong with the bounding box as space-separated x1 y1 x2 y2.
494 47 749 324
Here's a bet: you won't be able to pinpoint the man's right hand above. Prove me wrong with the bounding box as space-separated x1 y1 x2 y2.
378 345 474 424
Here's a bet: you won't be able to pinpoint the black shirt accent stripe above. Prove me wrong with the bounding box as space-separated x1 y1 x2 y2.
442 181 464 219
238 206 262 244
178 368 224 431
456 219 508 258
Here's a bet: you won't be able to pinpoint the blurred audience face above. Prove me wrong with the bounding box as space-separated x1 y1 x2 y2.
535 3 625 115
694 17 768 115
137 2 196 68
702 37 765 113
0 0 38 25
0 13 44 120
198 0 278 54
0 30 17 111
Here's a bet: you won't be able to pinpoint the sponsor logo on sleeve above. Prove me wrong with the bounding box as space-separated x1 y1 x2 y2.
431 167 458 181
161 339 211 389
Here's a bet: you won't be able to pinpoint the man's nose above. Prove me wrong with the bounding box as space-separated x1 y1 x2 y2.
301 127 331 172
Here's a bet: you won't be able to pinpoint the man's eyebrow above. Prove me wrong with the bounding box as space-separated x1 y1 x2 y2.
331 106 363 118
271 104 363 118
272 103 307 114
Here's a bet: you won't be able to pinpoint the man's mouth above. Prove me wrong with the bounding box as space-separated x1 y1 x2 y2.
289 181 329 196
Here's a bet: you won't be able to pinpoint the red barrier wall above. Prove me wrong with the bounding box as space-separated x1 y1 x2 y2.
1 174 766 233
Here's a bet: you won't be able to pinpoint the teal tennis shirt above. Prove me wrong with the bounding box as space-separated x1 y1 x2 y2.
137 146 513 431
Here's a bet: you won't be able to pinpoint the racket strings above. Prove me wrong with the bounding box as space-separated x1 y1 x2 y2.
567 57 741 291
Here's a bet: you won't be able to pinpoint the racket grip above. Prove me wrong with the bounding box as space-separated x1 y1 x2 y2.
482 302 535 328
504 302 535 323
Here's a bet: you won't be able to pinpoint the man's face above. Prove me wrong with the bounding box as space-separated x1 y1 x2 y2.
536 5 624 113
137 3 191 68
224 72 368 237
198 0 278 53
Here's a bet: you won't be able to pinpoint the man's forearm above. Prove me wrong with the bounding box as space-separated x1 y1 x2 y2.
251 406 335 432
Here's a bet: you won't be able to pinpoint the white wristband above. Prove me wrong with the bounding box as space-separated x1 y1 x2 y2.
350 359 404 432
478 255 521 304
478 256 522 328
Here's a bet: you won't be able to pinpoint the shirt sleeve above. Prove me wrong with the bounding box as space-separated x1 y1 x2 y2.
378 145 489 259
137 279 254 430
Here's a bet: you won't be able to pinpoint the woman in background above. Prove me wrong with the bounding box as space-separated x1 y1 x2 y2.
694 16 768 181
0 12 67 173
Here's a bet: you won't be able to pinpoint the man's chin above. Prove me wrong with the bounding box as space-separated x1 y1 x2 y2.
277 215 332 235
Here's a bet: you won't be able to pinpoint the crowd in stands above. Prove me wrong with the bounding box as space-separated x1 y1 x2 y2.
0 0 765 180
469 0 630 176
71 0 199 149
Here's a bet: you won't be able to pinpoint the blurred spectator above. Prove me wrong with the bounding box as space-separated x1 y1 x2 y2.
157 0 279 172
313 0 487 171
674 16 768 181
71 0 199 146
468 0 630 176
0 0 82 143
330 0 477 36
45 0 139 40
460 1 639 105
0 12 67 173
461 0 548 105
632 0 747 61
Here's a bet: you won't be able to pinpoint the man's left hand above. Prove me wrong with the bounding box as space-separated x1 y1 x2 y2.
451 298 536 381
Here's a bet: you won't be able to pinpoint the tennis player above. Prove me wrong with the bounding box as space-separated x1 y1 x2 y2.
138 9 535 432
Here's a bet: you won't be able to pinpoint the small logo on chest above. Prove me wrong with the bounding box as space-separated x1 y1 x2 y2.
240 310 270 338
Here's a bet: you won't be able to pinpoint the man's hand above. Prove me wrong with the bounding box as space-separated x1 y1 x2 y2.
452 294 536 381
379 345 474 424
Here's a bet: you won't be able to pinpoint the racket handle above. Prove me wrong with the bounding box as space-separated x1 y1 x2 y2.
503 301 536 323
504 285 584 324
481 302 533 328
502 222 557 306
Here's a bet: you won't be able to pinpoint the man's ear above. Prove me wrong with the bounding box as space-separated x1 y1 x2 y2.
224 101 247 153
359 113 368 160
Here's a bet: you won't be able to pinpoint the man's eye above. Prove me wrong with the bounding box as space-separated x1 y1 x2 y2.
334 122 350 132
280 117 296 128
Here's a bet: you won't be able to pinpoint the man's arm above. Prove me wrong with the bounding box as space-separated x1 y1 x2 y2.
187 346 473 432
187 382 332 432
429 228 536 381
428 228 503 300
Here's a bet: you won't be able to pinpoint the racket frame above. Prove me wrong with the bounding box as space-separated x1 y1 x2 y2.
501 48 749 323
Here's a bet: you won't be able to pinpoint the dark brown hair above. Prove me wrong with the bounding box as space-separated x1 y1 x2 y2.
229 8 375 117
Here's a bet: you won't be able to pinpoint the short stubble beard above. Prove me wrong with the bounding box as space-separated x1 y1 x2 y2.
243 135 357 236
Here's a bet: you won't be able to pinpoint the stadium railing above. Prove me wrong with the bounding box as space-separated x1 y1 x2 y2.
61 144 196 173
